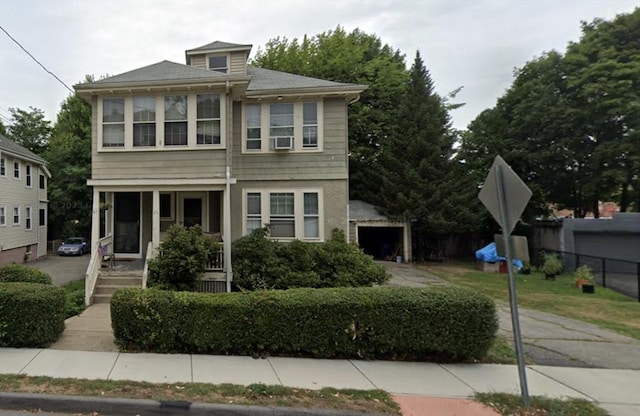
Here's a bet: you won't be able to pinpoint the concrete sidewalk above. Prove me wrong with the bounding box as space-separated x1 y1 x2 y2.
0 348 638 415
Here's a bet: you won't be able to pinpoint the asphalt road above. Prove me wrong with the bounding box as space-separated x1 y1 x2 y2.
28 254 90 286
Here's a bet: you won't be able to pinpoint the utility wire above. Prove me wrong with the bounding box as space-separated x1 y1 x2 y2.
0 25 74 93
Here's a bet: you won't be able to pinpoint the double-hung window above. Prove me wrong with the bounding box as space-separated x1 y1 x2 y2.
303 193 320 238
0 206 6 226
25 206 32 230
0 157 5 176
246 193 262 234
208 56 227 73
133 97 156 147
103 98 125 147
39 208 46 227
302 103 318 148
164 95 188 146
13 206 20 225
25 164 32 187
269 104 294 149
197 94 221 145
39 174 45 189
245 104 261 150
13 161 20 179
269 193 295 238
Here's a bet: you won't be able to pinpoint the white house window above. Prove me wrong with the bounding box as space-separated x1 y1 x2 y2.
133 97 156 147
269 104 294 149
208 55 227 73
13 206 20 225
0 157 5 176
103 98 125 147
25 164 32 187
303 103 318 148
40 174 45 189
245 104 261 150
269 193 295 238
25 206 32 230
14 161 20 179
165 95 188 146
303 193 319 238
0 206 6 226
246 193 262 234
159 193 174 220
39 208 46 226
197 94 221 145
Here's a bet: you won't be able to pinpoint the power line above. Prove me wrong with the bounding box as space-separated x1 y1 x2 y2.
0 25 74 94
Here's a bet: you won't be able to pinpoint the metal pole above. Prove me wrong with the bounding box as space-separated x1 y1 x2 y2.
495 164 530 407
637 263 640 303
602 258 606 288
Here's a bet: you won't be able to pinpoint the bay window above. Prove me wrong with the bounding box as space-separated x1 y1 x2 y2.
164 95 188 146
103 98 125 147
133 97 156 147
196 94 221 145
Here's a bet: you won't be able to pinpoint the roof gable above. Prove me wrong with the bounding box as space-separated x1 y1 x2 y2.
186 41 252 55
80 61 227 86
0 133 47 165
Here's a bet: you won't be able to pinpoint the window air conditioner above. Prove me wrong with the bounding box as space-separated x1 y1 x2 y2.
274 136 294 150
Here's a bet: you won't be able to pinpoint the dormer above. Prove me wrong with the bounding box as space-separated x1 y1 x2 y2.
185 41 252 76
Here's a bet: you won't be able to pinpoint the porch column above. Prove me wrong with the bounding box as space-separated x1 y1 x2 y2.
152 190 160 249
91 188 100 250
224 167 232 292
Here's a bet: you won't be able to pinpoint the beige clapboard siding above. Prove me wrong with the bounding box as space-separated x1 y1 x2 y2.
190 55 206 69
0 157 42 251
229 52 246 75
231 98 348 181
91 150 227 179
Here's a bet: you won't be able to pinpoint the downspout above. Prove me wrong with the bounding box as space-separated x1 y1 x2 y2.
224 81 233 292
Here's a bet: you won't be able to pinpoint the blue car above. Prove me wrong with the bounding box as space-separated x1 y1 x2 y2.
57 237 90 256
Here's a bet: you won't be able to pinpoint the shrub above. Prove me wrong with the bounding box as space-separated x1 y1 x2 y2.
541 253 562 277
147 224 220 291
111 286 498 361
63 279 86 318
0 264 52 284
0 282 66 347
232 228 389 290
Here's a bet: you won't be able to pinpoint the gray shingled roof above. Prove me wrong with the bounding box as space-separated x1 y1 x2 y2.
349 200 390 222
247 66 360 91
0 133 46 164
83 61 227 85
186 41 252 53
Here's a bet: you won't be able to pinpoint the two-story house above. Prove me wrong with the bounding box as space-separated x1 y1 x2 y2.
75 41 365 299
0 134 50 265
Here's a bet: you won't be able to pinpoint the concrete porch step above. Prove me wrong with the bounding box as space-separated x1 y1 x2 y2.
97 275 142 286
94 285 130 296
92 294 114 304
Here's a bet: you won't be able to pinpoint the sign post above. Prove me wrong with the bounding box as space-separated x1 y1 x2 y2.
478 155 531 407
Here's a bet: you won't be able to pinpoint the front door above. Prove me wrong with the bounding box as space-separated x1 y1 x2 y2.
114 192 140 254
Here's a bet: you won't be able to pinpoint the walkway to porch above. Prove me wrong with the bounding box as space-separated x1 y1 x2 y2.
49 304 117 352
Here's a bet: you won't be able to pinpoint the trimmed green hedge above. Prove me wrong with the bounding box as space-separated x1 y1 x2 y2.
0 283 66 347
0 264 52 285
111 286 498 361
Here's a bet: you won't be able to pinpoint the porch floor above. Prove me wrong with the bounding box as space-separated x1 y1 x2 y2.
106 258 145 272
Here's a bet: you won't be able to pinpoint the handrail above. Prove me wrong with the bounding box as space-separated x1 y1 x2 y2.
85 234 112 305
142 241 155 289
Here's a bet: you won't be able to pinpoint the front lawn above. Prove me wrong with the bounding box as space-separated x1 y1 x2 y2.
420 262 640 340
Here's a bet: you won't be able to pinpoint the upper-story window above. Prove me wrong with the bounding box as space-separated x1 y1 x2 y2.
245 104 261 150
208 55 227 73
39 174 45 189
164 95 188 146
103 98 125 147
196 94 221 145
133 97 156 147
25 206 32 230
243 101 322 153
25 164 32 187
13 161 21 179
0 157 5 176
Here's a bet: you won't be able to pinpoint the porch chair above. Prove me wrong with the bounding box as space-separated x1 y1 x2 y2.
99 244 116 269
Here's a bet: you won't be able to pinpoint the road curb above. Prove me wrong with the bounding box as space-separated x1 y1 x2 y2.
0 391 379 415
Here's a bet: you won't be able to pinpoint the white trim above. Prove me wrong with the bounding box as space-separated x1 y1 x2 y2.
241 100 324 154
88 178 236 187
0 205 6 226
159 192 175 220
12 205 20 226
242 188 324 241
13 160 21 180
178 192 207 229
206 53 229 73
25 163 32 188
0 156 6 177
25 206 32 231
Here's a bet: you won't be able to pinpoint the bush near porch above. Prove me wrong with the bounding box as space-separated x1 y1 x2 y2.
0 263 53 284
232 228 389 290
111 286 498 361
0 282 66 347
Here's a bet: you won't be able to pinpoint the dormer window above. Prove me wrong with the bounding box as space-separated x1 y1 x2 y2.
208 55 227 73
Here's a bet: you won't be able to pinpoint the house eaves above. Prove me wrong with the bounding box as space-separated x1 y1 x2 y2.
0 134 48 166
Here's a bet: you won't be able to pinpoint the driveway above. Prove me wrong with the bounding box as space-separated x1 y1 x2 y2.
382 262 640 370
29 254 90 286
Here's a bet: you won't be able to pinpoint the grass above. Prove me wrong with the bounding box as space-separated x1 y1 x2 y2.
61 278 86 318
484 336 520 365
0 374 400 414
475 392 608 416
420 262 640 340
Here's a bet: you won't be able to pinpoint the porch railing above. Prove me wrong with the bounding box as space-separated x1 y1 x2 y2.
205 247 224 272
85 234 112 305
142 241 155 289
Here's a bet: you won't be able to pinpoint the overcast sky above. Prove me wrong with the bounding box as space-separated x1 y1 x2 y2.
0 0 637 130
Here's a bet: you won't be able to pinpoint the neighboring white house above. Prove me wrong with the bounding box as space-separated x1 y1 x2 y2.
0 133 51 265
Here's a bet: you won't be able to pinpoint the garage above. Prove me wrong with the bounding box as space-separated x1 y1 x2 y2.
349 200 411 263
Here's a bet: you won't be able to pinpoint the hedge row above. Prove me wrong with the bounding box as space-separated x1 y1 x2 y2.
111 286 498 361
0 263 52 284
0 282 66 347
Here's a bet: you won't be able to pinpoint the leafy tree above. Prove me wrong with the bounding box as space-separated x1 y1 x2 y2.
253 27 409 201
45 79 93 239
0 120 7 136
6 107 51 154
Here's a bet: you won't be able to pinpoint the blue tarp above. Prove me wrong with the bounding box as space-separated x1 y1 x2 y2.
475 242 523 269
